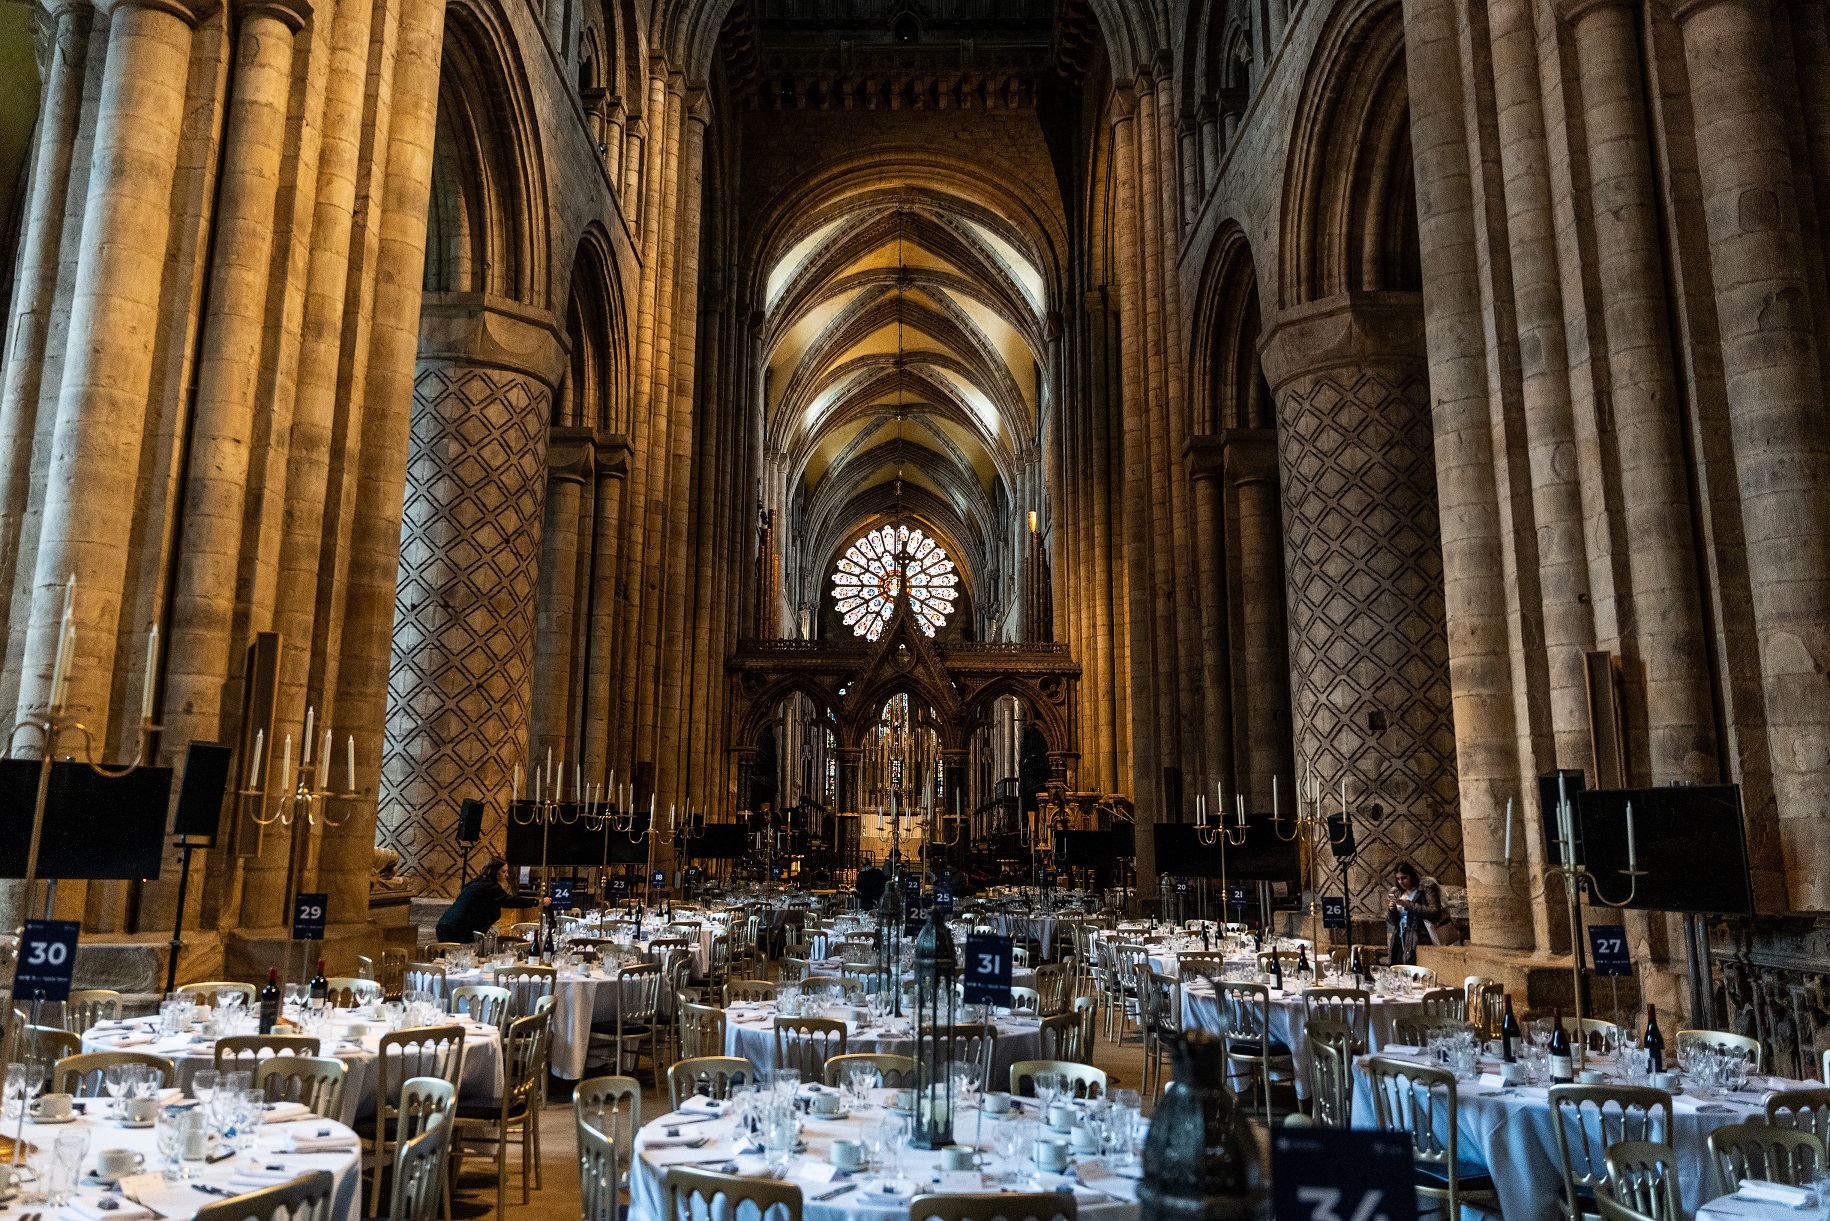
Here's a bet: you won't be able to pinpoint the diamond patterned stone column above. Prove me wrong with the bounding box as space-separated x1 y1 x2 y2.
1260 292 1462 913
380 350 554 896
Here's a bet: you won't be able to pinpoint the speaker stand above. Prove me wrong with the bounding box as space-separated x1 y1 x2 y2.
166 837 198 994
460 839 472 888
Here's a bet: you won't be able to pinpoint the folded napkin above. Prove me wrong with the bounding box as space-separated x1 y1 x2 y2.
644 1132 707 1149
1075 1163 1140 1202
651 1113 717 1128
65 1194 156 1220
228 1160 303 1189
109 1034 153 1047
1739 1181 1815 1208
679 1095 728 1116
275 1132 360 1154
260 1102 313 1124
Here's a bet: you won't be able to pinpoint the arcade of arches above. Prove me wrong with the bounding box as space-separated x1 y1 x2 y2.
4 0 1830 1031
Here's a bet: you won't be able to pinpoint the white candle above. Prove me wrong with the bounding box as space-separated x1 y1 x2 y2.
1196 794 1205 827
282 734 293 791
49 576 75 711
547 748 554 791
557 761 564 803
1340 775 1347 819
303 706 314 759
140 622 158 723
1272 775 1279 819
575 763 582 802
669 803 675 831
1503 796 1514 863
323 727 333 776
249 729 264 787
1237 794 1246 826
1556 771 1570 853
513 764 521 803
649 794 656 824
346 736 355 791
1626 801 1637 871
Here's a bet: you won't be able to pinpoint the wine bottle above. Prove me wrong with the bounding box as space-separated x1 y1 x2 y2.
1643 1004 1664 1073
309 959 328 1003
1296 945 1311 978
1201 925 1210 952
1271 951 1284 993
1500 993 1521 1063
1549 1006 1574 1083
259 967 281 1034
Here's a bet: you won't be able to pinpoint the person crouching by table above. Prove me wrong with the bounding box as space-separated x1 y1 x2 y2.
436 857 548 943
856 857 887 911
1385 860 1447 966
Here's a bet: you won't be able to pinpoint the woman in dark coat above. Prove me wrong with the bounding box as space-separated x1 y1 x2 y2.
1385 859 1446 965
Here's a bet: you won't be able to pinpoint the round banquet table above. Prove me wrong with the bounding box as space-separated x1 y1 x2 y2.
0 1103 361 1221
722 1004 1043 1090
1180 979 1423 1097
446 964 668 1081
1348 1045 1822 1221
82 1013 504 1125
627 1088 1143 1220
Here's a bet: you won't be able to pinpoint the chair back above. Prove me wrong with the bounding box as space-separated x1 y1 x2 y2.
1033 964 1070 1016
724 979 777 1005
664 1165 803 1221
909 1191 1078 1220
1010 1059 1105 1100
1464 978 1504 1038
1363 1056 1472 1206
254 1055 346 1119
390 1111 453 1221
1391 1015 1476 1048
1577 1019 1621 1055
1767 1088 1830 1146
799 974 842 993
17 1025 80 1065
379 949 408 1000
774 1016 848 1082
616 963 663 1028
402 964 447 1002
214 1034 320 1075
1038 1013 1079 1062
780 956 808 982
1600 1141 1683 1221
501 1012 550 1111
491 964 557 1018
449 984 512 1030
823 1053 916 1088
1706 1123 1823 1191
667 1056 760 1109
177 981 258 1007
1419 988 1464 1020
1008 986 1042 1014
1216 982 1275 1054
1113 943 1150 989
191 1169 336 1221
53 1051 174 1097
1174 954 1227 983
1676 1029 1764 1071
62 990 121 1032
1305 1019 1356 1129
375 1027 465 1129
578 1109 619 1221
1302 988 1371 1048
574 1075 641 1199
1548 1085 1674 1217
323 977 383 1008
679 1000 727 1060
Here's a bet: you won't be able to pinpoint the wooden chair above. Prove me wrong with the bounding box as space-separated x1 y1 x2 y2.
723 978 777 1005
1174 953 1227 983
324 977 383 1008
402 964 448 1002
177 981 257 1006
774 1016 847 1082
909 1193 1077 1221
1547 1086 1673 1221
573 1075 641 1201
1010 1059 1105 1100
780 955 809 982
456 1011 549 1214
449 984 512 1030
590 963 662 1083
61 989 121 1032
664 1165 802 1221
1033 964 1070 1016
390 1111 454 1221
1577 1019 1621 1055
16 1025 80 1066
491 964 557 1018
1391 1015 1477 1048
1007 986 1042 1014
1676 1028 1764 1071
824 1053 916 1088
1391 964 1438 988
667 1056 760 1109
357 1028 465 1215
1419 988 1465 1020
192 1169 336 1221
1140 969 1180 1097
1364 1056 1500 1218
1301 987 1371 1050
53 1051 174 1096
577 1108 618 1221
707 933 731 984
1598 1141 1681 1221
255 1055 347 1119
677 1000 727 1060
1217 982 1292 1120
1465 977 1504 1039
1767 1088 1830 1146
1073 994 1098 1061
1305 1019 1356 1129
1038 1013 1080 1062
1706 1123 1823 1192
379 949 409 1000
799 974 843 993
215 1034 320 1074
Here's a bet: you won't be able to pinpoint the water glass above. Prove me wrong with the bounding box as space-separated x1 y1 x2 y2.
155 1106 187 1179
3 1063 25 1121
47 1131 86 1206
950 1060 981 1111
761 1105 799 1177
845 1065 880 1112
993 1118 1034 1185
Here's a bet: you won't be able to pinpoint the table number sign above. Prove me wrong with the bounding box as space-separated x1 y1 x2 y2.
651 870 667 888
14 919 79 1002
1272 1127 1416 1221
685 866 701 885
1174 878 1190 897
610 877 629 899
550 879 575 910
962 933 1014 1007
1228 882 1249 907
1322 896 1346 929
291 892 327 941
1587 924 1632 977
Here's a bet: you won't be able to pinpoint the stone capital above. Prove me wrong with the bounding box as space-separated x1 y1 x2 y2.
96 0 219 26
417 293 569 391
1183 433 1226 481
1663 0 1754 23
1256 290 1425 394
547 426 596 484
232 0 309 31
1106 84 1138 126
1554 0 1635 23
593 431 630 478
1222 427 1278 485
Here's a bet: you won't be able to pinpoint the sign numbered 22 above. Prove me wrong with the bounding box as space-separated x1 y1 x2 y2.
14 919 80 1002
292 893 328 942
962 933 1014 1007
1272 1127 1417 1221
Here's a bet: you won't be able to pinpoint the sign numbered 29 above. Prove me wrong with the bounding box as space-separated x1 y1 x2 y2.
292 893 328 941
962 932 1014 1007
14 919 80 1002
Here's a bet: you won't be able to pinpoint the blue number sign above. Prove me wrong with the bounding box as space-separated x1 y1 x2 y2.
550 879 575 910
1228 882 1249 907
14 919 80 1002
1322 896 1346 929
1587 924 1632 977
292 893 327 941
1272 1127 1417 1221
962 933 1014 1007
651 870 666 888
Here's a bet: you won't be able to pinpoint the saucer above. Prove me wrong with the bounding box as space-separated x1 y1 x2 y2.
115 1119 155 1129
29 1114 77 1124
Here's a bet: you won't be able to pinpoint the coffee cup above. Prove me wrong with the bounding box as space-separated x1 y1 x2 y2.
1577 1069 1605 1085
1651 1072 1681 1092
1033 1138 1070 1174
982 1091 1012 1115
122 1095 160 1124
941 1146 977 1172
1071 1125 1100 1153
1499 1062 1525 1085
1047 1102 1076 1133
812 1090 841 1116
888 1090 913 1112
829 1139 864 1171
30 1093 72 1121
95 1149 145 1181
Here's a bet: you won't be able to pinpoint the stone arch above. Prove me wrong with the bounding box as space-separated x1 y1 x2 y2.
561 226 628 431
1191 221 1274 435
735 675 840 752
1278 0 1419 309
961 674 1069 756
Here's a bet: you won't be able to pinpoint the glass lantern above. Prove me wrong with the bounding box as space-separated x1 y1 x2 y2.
875 870 904 1014
911 906 958 1150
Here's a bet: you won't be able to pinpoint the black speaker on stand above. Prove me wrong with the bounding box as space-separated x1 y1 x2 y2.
457 798 484 886
167 742 233 993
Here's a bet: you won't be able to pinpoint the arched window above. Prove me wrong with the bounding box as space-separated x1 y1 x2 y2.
832 525 958 641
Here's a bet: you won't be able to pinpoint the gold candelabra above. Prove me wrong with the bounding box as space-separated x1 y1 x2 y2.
238 705 360 829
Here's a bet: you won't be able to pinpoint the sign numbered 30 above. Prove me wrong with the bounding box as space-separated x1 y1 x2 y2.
14 919 80 1002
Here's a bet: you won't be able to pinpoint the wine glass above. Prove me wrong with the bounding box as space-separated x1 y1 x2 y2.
846 1065 880 1113
993 1117 1034 1186
761 1104 799 1178
950 1060 981 1112
103 1063 130 1115
191 1068 219 1107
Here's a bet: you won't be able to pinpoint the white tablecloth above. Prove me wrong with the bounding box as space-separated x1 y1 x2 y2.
721 1005 1043 1091
83 1014 504 1123
627 1090 1141 1221
991 917 1062 959
1180 981 1422 1097
1697 1192 1821 1221
445 966 662 1081
1348 1048 1817 1221
4 1108 361 1221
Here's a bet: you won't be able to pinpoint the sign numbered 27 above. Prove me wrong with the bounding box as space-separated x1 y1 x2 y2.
15 919 80 1002
1587 924 1633 977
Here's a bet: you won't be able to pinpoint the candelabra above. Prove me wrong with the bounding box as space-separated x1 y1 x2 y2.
1219 762 1355 949
239 707 360 830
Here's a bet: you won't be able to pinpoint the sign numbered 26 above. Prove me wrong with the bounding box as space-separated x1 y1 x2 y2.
15 919 80 1002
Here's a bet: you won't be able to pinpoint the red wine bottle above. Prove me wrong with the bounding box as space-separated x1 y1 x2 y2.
1643 1004 1664 1073
1549 1007 1574 1082
309 959 328 1003
259 967 281 1034
1296 945 1311 977
1271 951 1284 993
1500 994 1521 1063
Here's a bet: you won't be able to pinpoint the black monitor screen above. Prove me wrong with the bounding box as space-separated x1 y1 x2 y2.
685 823 749 860
1574 785 1753 916
1152 818 1302 883
0 760 172 880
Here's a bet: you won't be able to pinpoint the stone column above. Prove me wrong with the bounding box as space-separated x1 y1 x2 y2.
580 434 628 786
1226 426 1291 813
1259 293 1461 910
1670 0 1830 909
15 0 217 724
529 426 594 767
837 747 862 816
377 298 564 896
1184 436 1233 800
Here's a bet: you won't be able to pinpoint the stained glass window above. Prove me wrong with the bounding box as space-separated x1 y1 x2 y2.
832 524 958 640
